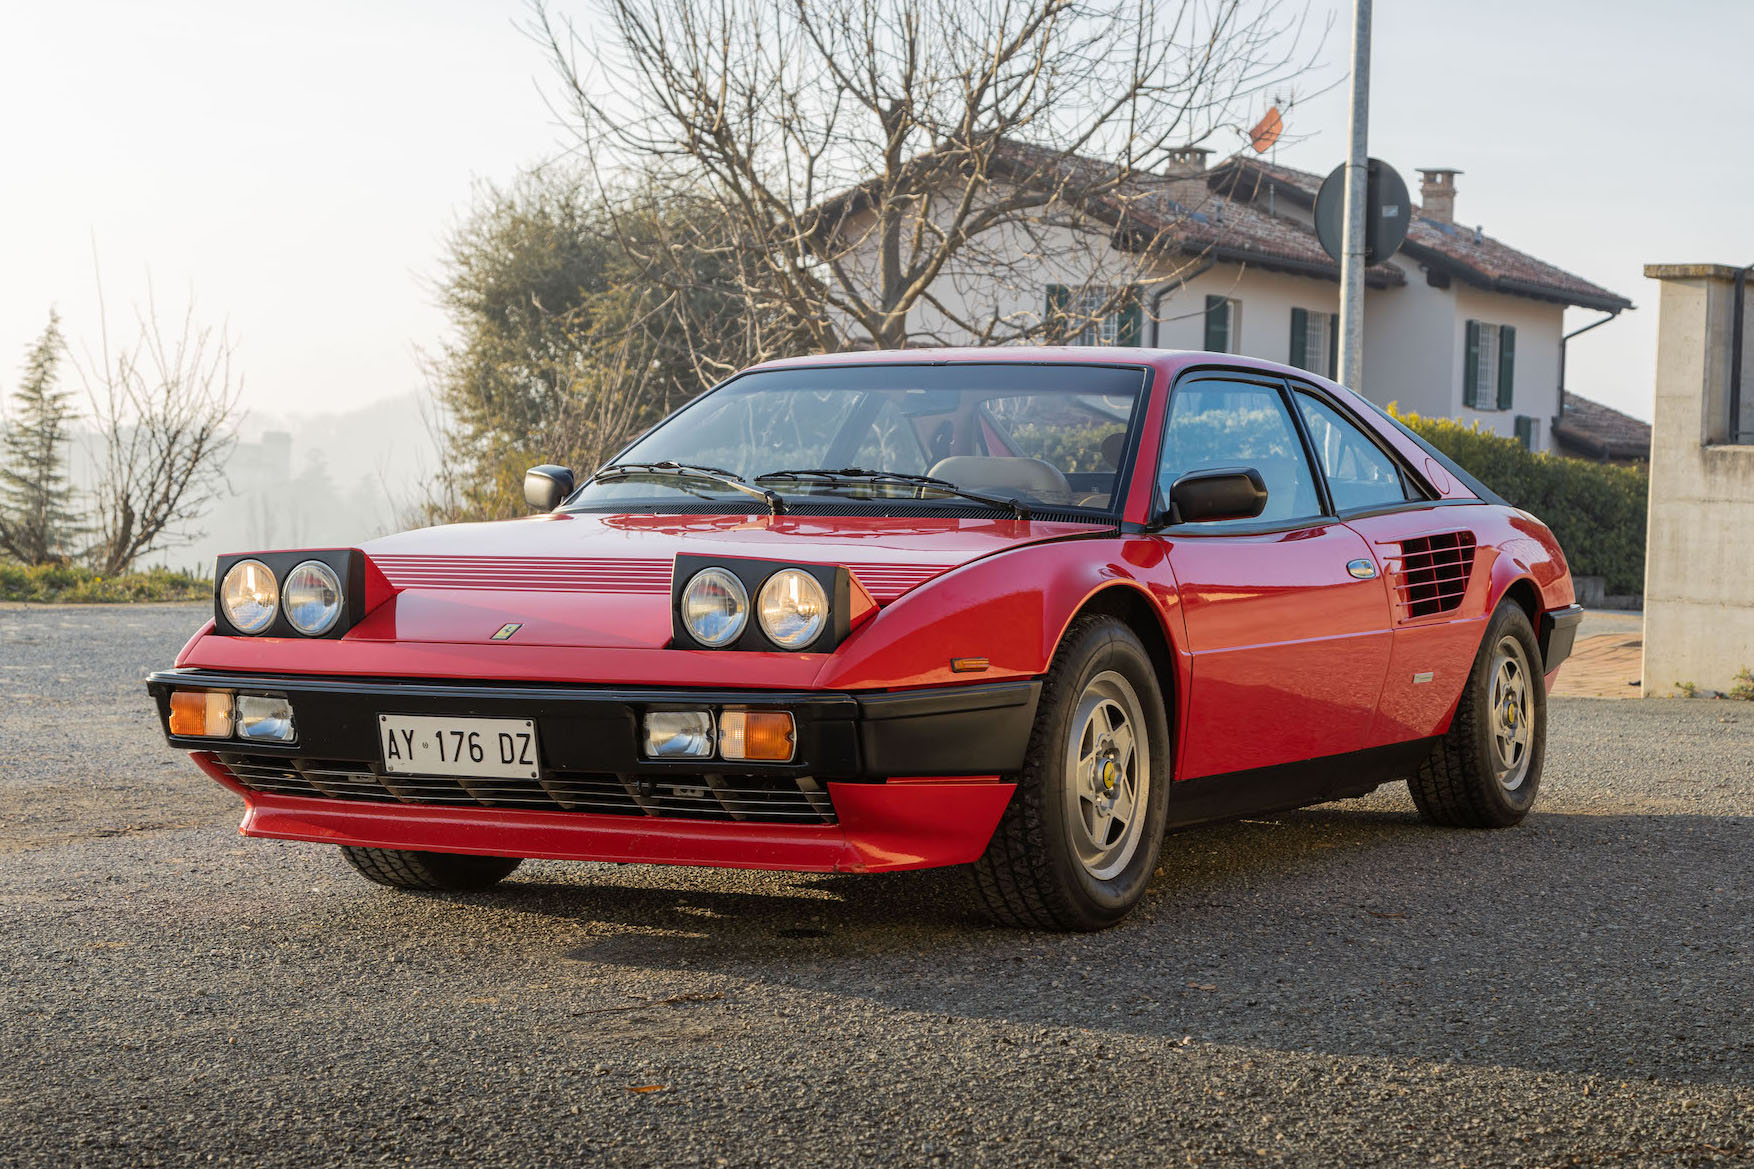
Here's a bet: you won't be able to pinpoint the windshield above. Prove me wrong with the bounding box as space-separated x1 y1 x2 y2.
567 363 1148 518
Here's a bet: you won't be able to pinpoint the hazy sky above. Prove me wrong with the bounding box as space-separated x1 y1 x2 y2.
4 0 1750 426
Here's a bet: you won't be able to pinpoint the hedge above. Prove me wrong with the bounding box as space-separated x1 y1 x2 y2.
1390 407 1648 596
0 563 210 603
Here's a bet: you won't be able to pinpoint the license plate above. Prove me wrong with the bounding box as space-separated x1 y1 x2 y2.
378 715 540 779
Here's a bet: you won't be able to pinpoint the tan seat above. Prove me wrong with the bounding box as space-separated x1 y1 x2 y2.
928 456 1073 506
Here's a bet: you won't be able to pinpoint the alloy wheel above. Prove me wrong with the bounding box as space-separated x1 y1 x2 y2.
1063 670 1151 880
1488 635 1534 792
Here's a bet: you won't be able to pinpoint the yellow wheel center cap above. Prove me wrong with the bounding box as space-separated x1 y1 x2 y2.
1101 760 1119 790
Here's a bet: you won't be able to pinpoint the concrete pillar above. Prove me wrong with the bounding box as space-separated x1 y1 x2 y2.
1640 264 1754 696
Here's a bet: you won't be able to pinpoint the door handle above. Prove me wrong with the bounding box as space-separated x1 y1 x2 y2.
1346 558 1378 580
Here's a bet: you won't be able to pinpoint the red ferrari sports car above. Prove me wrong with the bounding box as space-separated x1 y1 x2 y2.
149 348 1582 930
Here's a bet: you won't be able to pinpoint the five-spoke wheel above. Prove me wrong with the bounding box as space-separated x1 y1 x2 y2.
1065 671 1150 882
1409 599 1547 828
1487 635 1534 792
973 615 1170 931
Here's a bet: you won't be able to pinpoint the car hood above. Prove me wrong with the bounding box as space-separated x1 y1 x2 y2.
351 510 1097 649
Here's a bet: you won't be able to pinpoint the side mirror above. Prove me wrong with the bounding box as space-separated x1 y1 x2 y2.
1165 466 1268 525
523 465 575 512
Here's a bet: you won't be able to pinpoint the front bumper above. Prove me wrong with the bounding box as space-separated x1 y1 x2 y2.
147 670 1038 873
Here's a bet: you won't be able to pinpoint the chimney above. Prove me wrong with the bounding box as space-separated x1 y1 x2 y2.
1164 146 1212 178
1418 168 1460 224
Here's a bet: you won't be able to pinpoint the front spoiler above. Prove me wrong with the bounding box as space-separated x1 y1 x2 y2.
192 754 1014 873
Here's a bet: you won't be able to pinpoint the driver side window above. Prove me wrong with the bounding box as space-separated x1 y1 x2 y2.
1158 379 1322 526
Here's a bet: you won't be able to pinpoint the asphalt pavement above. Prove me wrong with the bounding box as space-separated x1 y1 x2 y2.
2 602 1752 1167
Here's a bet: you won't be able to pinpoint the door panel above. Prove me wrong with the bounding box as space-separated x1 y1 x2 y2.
1345 507 1493 747
1166 524 1393 779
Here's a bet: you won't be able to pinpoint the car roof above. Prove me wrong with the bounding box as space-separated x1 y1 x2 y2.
748 345 1326 385
745 346 1376 410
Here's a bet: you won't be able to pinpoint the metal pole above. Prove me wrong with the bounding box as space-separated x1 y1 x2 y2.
1337 0 1371 389
1732 265 1751 443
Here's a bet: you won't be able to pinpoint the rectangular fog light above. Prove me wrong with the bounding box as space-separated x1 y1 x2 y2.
168 690 233 738
718 710 795 762
236 695 296 743
643 711 714 759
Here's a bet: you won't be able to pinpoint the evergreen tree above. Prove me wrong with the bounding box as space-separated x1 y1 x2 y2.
0 311 83 564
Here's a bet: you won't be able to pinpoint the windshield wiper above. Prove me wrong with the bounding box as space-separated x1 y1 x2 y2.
755 467 1031 519
591 461 785 515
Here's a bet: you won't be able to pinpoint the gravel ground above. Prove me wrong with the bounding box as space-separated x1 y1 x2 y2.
2 602 1752 1167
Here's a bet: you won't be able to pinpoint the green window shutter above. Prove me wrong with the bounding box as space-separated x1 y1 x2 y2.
1514 414 1534 449
1463 320 1481 409
1117 288 1142 346
1497 324 1516 409
1289 307 1308 369
1204 295 1227 352
1045 284 1069 342
1327 312 1340 379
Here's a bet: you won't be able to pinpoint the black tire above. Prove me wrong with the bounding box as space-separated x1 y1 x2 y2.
340 846 523 891
972 615 1171 931
1408 599 1546 828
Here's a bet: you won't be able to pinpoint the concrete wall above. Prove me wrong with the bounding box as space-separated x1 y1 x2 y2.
1640 264 1754 696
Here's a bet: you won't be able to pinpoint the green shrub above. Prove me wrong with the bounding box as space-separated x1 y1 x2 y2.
1391 407 1648 596
0 562 209 603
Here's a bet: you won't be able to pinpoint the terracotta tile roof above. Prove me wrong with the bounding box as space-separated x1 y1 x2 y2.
816 140 1626 309
1553 392 1651 461
987 141 1403 286
1208 156 1632 312
1115 174 1404 287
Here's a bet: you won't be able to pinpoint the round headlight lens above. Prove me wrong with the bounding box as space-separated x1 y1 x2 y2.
681 568 749 648
220 559 279 634
758 569 829 650
283 560 345 636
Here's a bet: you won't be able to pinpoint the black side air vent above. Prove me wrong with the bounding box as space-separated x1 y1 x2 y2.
1393 531 1477 619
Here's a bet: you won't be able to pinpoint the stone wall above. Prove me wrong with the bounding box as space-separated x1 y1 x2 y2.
1640 264 1754 696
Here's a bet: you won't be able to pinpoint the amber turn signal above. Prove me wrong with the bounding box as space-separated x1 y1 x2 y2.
168 689 233 738
718 710 795 762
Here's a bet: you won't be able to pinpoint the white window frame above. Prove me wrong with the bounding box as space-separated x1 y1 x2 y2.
1067 287 1121 347
1208 297 1242 353
1472 322 1501 410
1299 309 1333 376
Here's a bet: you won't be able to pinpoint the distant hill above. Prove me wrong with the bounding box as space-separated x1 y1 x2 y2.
151 391 444 575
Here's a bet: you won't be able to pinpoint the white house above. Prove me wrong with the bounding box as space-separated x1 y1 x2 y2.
853 146 1634 454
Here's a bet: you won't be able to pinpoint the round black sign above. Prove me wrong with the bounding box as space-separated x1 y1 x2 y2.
1314 159 1411 266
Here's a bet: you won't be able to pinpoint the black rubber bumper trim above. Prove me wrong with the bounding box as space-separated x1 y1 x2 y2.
148 670 1041 780
855 680 1041 776
1539 603 1586 673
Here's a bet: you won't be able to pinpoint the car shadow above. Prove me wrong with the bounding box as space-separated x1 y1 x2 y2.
441 799 1754 1087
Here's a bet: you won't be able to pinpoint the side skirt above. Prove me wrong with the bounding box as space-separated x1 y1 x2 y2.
1167 738 1439 830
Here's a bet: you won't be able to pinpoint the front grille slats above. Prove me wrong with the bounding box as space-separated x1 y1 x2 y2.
215 754 836 824
1391 531 1478 619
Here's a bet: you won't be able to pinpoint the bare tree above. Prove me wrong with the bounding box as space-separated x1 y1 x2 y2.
79 289 243 575
534 0 1323 364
